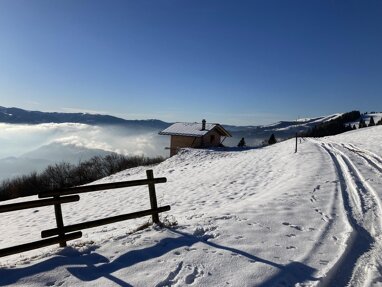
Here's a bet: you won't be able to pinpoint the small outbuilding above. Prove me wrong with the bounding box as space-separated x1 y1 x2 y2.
159 119 232 156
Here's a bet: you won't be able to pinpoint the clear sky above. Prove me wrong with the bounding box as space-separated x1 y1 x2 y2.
0 0 381 125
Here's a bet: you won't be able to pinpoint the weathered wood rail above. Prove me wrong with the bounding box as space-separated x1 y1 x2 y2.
0 169 170 258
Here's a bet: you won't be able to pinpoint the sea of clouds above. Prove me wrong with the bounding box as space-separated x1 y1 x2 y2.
0 123 168 181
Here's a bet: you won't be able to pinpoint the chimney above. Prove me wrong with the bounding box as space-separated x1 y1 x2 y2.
202 119 206 130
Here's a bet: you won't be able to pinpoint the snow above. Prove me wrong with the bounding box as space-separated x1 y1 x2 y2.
159 122 226 137
294 113 342 124
1 126 382 286
312 113 342 123
260 113 343 132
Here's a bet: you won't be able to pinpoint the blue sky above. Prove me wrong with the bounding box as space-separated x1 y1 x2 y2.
0 0 381 125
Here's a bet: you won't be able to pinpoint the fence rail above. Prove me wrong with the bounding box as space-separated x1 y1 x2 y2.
0 169 170 258
41 206 170 238
0 195 79 213
39 177 167 198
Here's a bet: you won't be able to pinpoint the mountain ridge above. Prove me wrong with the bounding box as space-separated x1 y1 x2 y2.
2 106 378 141
0 106 169 130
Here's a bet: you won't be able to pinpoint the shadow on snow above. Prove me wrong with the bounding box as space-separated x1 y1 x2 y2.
0 228 319 286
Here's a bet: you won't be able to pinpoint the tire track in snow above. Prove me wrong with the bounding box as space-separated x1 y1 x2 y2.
341 143 382 174
317 142 382 287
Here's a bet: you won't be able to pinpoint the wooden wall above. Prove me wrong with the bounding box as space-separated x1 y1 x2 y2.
170 130 222 156
201 129 222 147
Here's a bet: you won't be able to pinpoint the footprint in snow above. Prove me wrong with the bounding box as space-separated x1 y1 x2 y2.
290 225 304 231
282 223 303 231
155 262 183 287
185 265 204 285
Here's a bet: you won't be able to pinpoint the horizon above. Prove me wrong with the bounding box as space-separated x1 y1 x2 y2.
1 1 381 125
2 105 375 127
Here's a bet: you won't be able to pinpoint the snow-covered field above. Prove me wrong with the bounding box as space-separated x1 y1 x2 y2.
1 126 382 286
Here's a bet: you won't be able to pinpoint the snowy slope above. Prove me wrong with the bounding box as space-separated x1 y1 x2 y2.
1 126 382 286
260 113 342 130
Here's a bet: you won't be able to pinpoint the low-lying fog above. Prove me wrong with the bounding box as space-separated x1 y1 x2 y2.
0 123 266 182
0 123 169 182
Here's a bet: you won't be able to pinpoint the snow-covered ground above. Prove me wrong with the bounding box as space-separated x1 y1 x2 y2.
1 126 382 286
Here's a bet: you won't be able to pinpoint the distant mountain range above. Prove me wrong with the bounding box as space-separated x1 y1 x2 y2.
0 106 346 131
2 106 376 142
0 106 169 130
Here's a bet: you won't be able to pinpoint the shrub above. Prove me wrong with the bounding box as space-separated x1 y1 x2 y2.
0 154 164 201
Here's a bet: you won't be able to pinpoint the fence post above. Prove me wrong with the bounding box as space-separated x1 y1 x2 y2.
53 196 67 247
146 170 160 224
295 133 298 153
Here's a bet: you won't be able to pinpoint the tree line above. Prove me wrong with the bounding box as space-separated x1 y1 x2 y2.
303 111 382 138
0 154 164 201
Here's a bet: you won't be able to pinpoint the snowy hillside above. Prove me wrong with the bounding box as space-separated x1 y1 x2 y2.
225 111 375 146
1 126 382 286
261 113 343 130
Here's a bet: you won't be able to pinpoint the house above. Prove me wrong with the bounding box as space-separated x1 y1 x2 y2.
159 119 232 156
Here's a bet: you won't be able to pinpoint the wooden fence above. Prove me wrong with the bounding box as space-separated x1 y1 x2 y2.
0 169 170 258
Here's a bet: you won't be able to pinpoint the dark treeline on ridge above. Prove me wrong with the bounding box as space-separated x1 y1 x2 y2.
0 154 164 201
303 111 361 137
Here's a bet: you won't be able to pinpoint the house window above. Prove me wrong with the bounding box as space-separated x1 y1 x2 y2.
210 135 215 143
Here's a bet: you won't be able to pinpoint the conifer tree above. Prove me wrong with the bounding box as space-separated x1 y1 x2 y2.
268 134 277 145
237 137 246 147
359 118 366 128
369 116 375 127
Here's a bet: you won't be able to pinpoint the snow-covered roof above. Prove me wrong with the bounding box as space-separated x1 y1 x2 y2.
159 122 231 137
